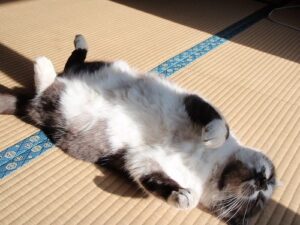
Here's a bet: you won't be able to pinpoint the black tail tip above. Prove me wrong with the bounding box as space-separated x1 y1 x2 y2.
74 34 88 50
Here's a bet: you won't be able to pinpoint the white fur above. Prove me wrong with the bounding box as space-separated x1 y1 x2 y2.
34 57 57 94
168 188 198 209
111 60 136 74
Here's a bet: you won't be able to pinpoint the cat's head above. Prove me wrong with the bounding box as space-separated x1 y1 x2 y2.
202 147 277 224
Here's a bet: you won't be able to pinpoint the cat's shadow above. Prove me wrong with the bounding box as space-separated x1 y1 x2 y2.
0 43 35 92
93 165 300 225
93 164 148 199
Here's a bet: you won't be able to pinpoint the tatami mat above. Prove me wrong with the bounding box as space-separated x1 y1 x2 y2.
0 0 299 225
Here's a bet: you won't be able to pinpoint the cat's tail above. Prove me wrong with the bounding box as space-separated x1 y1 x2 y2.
64 34 88 72
0 92 31 116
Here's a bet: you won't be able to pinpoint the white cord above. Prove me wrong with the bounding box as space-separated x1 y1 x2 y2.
268 5 300 31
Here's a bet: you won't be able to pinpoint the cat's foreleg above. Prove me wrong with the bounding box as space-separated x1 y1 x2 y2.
140 172 198 209
127 155 199 209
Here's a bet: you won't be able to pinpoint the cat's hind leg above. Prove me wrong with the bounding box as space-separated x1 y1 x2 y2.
64 34 88 72
34 56 57 94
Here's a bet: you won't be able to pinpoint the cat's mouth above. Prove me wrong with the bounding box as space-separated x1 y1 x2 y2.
248 191 266 215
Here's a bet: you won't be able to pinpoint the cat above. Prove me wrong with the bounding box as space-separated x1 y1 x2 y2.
0 35 277 225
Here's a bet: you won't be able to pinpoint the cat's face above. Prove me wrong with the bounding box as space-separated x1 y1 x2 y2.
204 148 276 224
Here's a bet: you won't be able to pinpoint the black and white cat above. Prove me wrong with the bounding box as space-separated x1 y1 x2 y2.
0 35 277 225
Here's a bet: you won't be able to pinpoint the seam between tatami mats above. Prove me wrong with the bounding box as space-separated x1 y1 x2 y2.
0 4 277 179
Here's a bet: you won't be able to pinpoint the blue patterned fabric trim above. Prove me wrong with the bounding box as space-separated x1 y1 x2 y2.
152 5 273 77
0 131 53 179
0 5 273 179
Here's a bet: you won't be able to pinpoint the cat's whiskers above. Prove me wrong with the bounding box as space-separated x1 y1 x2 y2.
224 199 246 224
216 184 253 222
242 198 251 225
214 190 239 202
214 197 237 211
216 196 241 219
226 185 252 224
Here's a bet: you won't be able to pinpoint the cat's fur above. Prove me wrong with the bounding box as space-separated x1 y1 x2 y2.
0 35 277 225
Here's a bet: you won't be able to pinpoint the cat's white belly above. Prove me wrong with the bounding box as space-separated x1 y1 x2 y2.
60 78 109 126
59 76 164 151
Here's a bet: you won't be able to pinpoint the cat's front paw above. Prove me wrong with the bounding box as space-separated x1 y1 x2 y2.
202 119 229 148
167 188 197 210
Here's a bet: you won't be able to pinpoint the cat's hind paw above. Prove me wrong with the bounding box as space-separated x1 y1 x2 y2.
34 56 57 94
202 119 229 148
167 188 197 210
74 34 88 50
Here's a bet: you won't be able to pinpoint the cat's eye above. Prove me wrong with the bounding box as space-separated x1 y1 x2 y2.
267 173 276 185
240 170 256 183
241 176 255 183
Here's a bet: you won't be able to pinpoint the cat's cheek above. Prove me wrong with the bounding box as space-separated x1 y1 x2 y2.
167 188 198 210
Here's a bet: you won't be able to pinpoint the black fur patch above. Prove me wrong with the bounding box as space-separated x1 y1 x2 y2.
218 160 254 190
140 172 181 199
184 94 221 126
95 149 131 178
96 149 127 171
67 61 111 74
64 48 110 75
15 93 33 116
64 49 87 72
64 35 111 75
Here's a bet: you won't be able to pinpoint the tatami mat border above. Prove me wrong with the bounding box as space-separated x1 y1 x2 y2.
0 4 275 179
0 131 53 178
152 5 273 76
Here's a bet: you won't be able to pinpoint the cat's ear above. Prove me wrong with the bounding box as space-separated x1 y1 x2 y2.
184 94 229 147
183 94 221 126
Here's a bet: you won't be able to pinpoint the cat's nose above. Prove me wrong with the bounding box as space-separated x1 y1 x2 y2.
255 172 267 190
